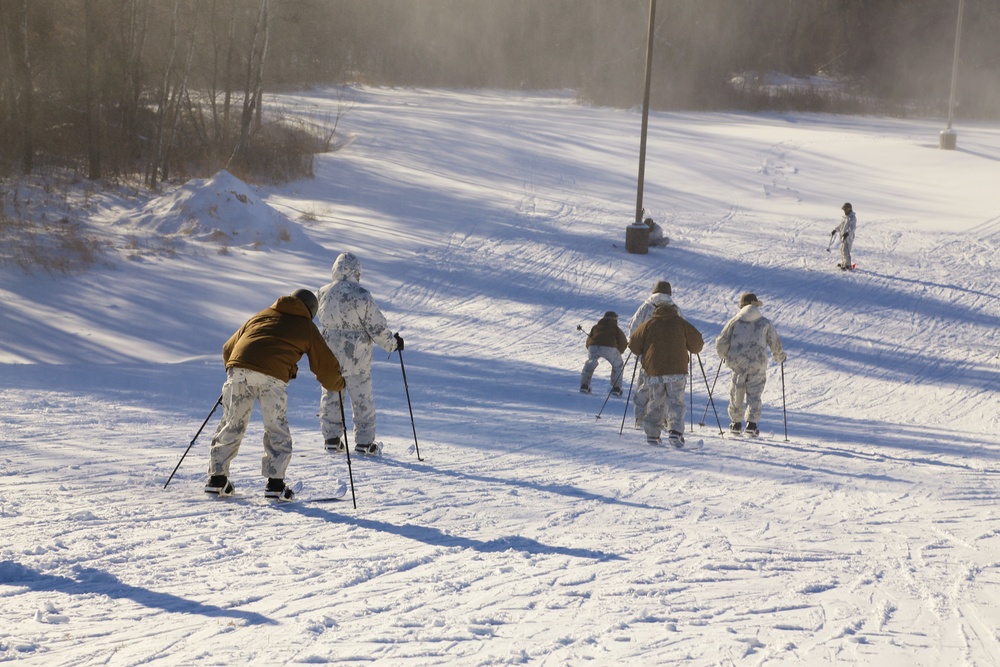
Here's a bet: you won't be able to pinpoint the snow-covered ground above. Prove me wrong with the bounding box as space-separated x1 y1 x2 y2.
2 87 1000 666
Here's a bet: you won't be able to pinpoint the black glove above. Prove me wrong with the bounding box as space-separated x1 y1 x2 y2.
394 333 404 352
843 233 849 240
831 229 837 235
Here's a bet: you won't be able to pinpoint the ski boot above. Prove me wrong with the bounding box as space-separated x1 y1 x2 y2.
205 475 235 497
264 478 295 501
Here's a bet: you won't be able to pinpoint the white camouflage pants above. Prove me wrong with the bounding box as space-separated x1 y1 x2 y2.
643 375 687 440
580 345 625 390
727 367 767 424
840 237 853 269
208 367 292 479
320 372 377 446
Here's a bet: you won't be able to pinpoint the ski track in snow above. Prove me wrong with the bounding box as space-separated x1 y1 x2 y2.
3 87 1000 665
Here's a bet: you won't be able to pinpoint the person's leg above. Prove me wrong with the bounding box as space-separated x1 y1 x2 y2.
254 372 293 479
728 371 746 425
605 348 624 390
743 368 768 424
633 370 649 426
642 382 667 441
663 376 688 435
208 368 255 477
580 348 600 388
319 386 346 442
349 371 378 445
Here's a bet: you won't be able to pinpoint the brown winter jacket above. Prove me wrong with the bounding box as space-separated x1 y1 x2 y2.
586 317 628 353
223 296 345 392
628 304 704 376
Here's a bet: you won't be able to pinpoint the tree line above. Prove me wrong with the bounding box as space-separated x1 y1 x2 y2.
3 0 998 183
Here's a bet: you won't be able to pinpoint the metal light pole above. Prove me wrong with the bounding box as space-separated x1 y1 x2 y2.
634 0 657 223
940 0 965 150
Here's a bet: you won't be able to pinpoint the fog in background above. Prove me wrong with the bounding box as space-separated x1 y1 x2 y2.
3 0 999 182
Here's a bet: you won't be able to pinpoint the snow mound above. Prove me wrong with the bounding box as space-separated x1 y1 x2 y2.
115 170 315 250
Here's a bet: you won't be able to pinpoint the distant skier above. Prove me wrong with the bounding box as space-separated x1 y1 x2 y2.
580 311 628 395
832 202 857 270
644 217 669 247
205 289 345 501
317 252 402 456
628 300 704 447
715 292 786 437
628 281 681 428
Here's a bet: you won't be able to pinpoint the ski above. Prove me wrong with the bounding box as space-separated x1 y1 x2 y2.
297 482 349 503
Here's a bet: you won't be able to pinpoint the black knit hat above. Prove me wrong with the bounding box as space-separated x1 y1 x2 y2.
652 280 672 295
739 292 761 308
291 288 319 318
603 311 618 319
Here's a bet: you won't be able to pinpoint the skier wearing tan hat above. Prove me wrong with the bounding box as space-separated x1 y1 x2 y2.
715 292 786 437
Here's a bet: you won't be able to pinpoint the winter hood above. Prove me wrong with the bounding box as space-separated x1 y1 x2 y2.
644 292 677 310
737 304 764 323
331 252 362 282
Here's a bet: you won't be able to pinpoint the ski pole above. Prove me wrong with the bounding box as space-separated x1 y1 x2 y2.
339 391 358 509
163 395 222 489
780 361 788 442
700 361 722 426
619 355 640 436
595 351 631 420
696 354 724 435
689 354 694 430
397 347 423 461
825 229 836 252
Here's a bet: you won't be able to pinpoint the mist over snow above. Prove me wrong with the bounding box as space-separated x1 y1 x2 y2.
2 86 1000 665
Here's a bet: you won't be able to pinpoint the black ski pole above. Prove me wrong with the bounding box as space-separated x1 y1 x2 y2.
700 361 722 426
595 351 631 420
397 347 423 461
689 354 694 430
825 229 837 252
780 361 789 442
163 395 222 489
619 355 640 436
696 354 724 435
339 391 358 509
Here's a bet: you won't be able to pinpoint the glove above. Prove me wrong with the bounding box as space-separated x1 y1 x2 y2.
842 233 849 240
394 333 404 352
831 229 837 235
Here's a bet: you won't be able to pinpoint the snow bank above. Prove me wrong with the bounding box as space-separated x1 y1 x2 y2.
113 170 317 251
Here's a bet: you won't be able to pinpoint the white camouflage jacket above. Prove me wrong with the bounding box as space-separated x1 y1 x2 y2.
628 292 680 336
317 252 397 377
715 305 786 373
835 210 857 244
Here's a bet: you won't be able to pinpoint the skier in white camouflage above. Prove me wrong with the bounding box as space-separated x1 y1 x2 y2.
715 292 786 437
627 280 680 428
833 202 857 271
317 252 402 456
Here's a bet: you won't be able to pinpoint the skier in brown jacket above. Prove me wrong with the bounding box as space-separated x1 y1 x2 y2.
580 311 628 395
628 302 704 447
205 289 345 501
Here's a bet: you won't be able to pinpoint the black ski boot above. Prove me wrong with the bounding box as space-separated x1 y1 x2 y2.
264 478 295 501
325 437 345 453
205 475 235 496
355 442 381 456
667 430 685 448
729 421 742 435
745 422 760 437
